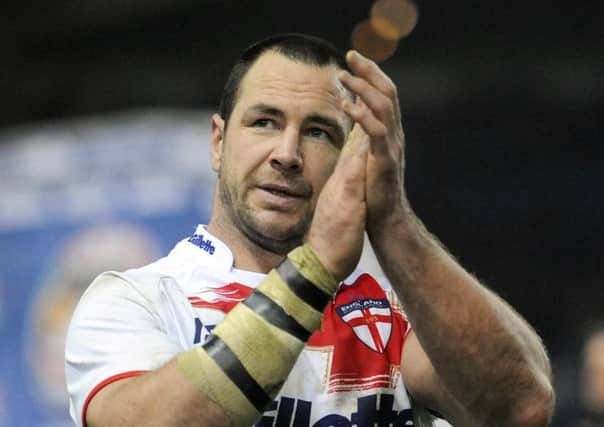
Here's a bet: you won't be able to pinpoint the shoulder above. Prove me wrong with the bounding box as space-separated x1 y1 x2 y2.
85 245 197 302
69 251 189 328
78 266 162 308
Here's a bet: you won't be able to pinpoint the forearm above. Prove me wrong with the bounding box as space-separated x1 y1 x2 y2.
369 207 553 425
335 45 553 424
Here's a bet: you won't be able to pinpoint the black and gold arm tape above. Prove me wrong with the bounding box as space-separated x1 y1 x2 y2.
275 258 331 312
176 244 339 427
242 290 312 342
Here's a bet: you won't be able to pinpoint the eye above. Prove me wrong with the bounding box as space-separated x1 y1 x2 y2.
305 127 332 141
252 118 276 129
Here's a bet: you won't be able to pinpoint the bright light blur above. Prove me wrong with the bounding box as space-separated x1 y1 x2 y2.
351 0 419 62
351 19 398 63
370 0 419 40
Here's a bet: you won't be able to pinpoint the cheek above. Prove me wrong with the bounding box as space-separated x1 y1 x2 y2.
222 141 264 181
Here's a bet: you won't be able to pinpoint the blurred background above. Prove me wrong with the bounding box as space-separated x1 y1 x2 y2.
0 1 602 426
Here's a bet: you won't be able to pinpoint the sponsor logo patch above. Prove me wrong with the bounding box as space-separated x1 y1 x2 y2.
188 233 216 254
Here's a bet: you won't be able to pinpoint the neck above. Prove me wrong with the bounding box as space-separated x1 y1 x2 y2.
207 210 285 275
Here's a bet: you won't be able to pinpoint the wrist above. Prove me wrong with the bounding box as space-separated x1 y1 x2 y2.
368 199 415 237
287 244 339 295
367 201 434 264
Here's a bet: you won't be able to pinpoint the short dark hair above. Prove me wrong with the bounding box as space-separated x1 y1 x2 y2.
218 33 349 126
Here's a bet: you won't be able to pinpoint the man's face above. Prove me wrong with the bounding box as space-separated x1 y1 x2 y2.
211 50 351 254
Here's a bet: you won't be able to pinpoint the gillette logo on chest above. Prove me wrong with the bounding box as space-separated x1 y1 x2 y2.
188 233 216 255
255 394 414 427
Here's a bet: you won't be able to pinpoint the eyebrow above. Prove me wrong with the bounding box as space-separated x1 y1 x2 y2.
246 103 347 146
248 103 284 118
305 114 346 146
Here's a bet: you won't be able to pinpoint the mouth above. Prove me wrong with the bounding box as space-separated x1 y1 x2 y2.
258 184 307 199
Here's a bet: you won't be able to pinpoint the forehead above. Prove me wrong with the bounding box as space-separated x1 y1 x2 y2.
234 50 350 119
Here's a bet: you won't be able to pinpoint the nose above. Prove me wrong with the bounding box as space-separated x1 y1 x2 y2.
270 128 302 173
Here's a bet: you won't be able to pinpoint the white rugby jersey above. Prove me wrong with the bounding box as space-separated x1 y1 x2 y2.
66 225 434 427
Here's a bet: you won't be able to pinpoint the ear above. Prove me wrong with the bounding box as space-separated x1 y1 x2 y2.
210 113 225 172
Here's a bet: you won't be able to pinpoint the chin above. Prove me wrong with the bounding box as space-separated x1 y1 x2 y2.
241 212 309 254
257 220 306 243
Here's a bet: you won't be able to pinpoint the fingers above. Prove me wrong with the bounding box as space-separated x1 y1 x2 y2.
338 50 402 128
339 71 392 122
341 97 388 140
332 123 369 195
335 123 369 177
346 50 399 110
340 85 392 158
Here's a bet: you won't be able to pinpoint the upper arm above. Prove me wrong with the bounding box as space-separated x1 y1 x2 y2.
65 273 184 425
85 359 229 427
401 331 476 427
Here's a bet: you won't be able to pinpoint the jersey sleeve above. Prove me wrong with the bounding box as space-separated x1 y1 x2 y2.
65 272 183 427
373 275 412 328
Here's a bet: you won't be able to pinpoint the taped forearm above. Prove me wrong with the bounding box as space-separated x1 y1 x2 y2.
176 244 338 427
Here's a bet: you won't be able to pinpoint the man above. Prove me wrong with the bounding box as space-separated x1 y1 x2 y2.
65 33 554 426
577 326 604 426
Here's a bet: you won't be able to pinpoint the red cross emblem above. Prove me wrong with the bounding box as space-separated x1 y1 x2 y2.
336 298 393 353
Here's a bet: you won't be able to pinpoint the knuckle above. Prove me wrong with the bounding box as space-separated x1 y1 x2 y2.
374 124 388 139
358 59 372 73
367 59 379 73
351 106 364 121
376 99 392 117
384 83 397 99
358 106 372 121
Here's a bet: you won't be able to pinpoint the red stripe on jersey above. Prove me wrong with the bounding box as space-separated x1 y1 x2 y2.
188 282 254 313
82 370 147 427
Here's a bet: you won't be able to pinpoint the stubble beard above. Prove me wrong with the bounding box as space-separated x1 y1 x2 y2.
218 174 312 256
